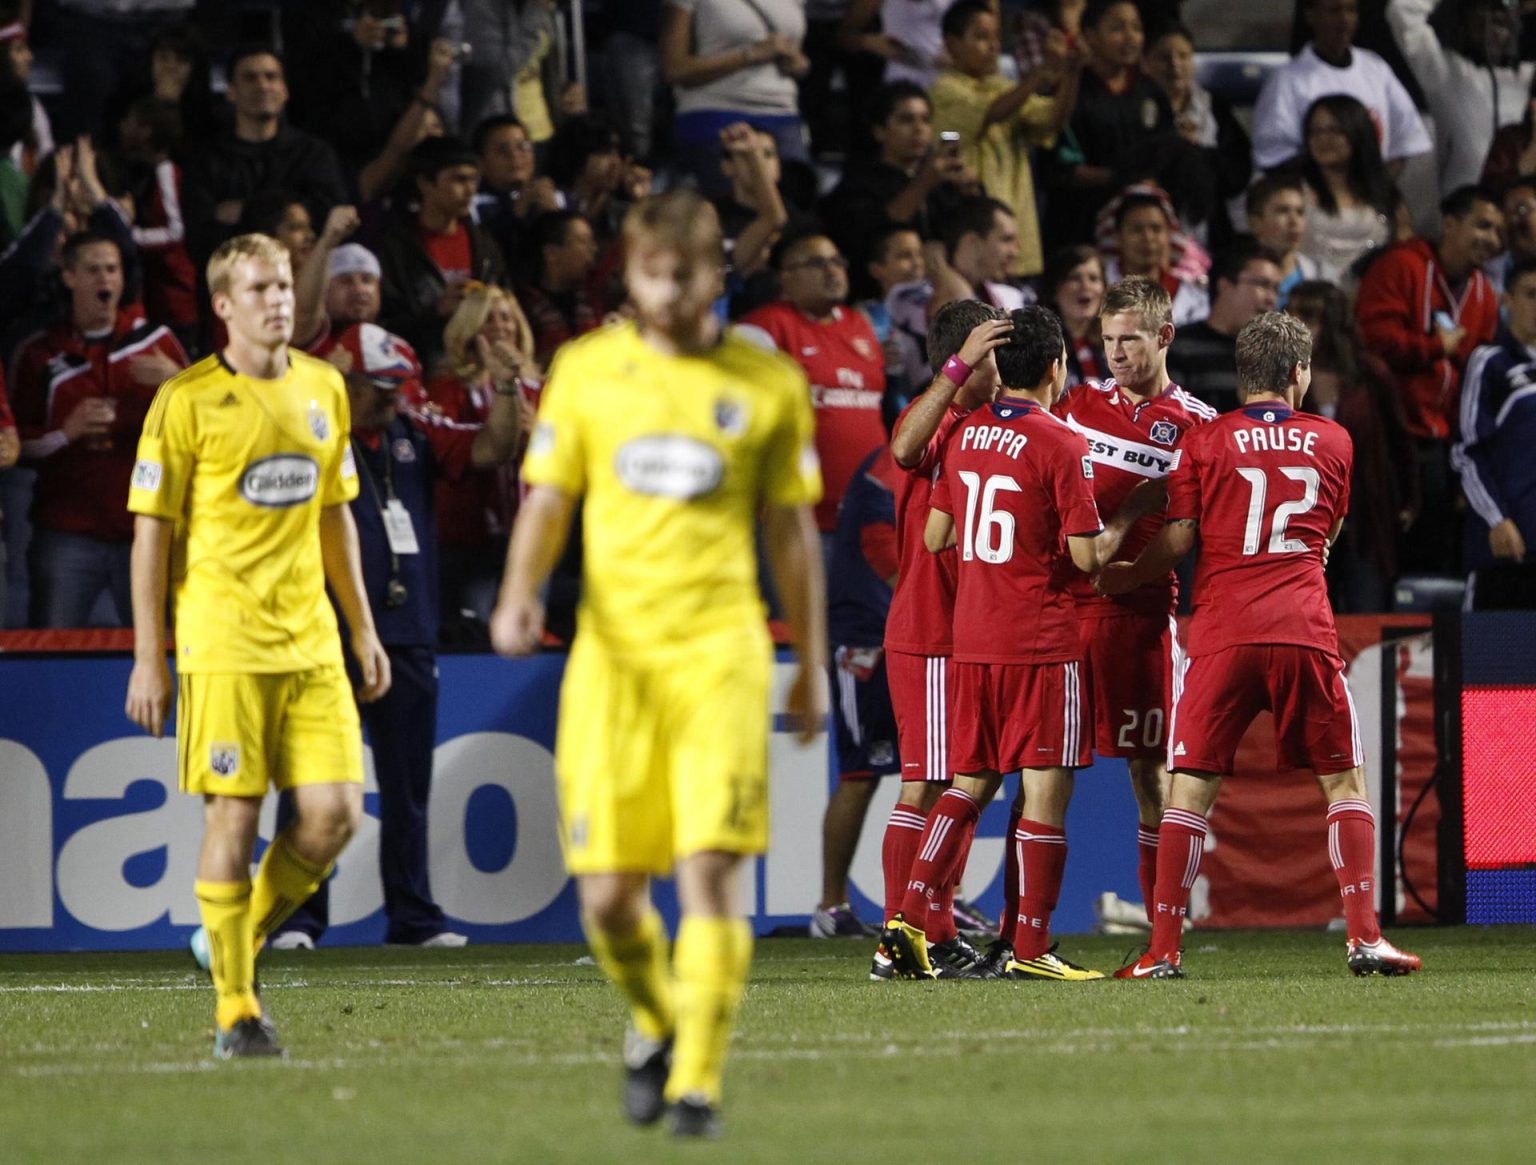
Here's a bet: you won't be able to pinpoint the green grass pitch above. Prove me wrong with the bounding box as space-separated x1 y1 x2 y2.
2 927 1534 1164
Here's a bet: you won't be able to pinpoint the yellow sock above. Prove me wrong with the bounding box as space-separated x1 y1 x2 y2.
665 917 752 1104
584 909 674 1042
195 879 260 1031
249 832 330 951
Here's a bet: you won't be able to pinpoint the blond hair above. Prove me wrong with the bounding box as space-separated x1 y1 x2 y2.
206 233 292 297
1237 311 1312 397
622 189 724 266
444 283 535 380
1100 275 1173 333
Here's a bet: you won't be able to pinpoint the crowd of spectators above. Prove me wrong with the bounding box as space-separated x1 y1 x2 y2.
2 0 1535 637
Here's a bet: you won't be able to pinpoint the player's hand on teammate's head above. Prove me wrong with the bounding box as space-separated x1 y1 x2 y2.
490 593 546 657
957 318 1013 369
783 664 829 745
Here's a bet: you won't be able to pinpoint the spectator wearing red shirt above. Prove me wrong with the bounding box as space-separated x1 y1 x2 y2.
373 136 510 375
117 96 198 351
424 282 539 628
516 209 604 369
743 232 887 534
0 366 18 622
1356 184 1504 574
12 230 187 627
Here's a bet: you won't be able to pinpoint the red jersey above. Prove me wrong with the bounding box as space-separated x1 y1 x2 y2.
131 159 199 329
1052 378 1214 617
419 223 474 283
742 301 885 531
884 399 967 656
1168 402 1352 659
12 311 187 541
421 370 525 547
931 398 1102 664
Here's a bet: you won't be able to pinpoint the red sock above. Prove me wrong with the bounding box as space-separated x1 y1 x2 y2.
1136 826 1159 925
931 828 975 944
1012 819 1067 959
1327 799 1381 944
881 803 928 924
899 789 980 939
1149 808 1207 961
1000 801 1024 948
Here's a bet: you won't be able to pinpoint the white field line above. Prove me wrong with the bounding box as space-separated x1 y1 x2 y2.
8 1020 1536 1079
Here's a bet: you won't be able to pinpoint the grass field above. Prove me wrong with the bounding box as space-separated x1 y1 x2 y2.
2 927 1533 1164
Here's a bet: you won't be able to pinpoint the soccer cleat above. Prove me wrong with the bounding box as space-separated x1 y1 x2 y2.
878 915 937 980
416 932 469 949
1112 947 1185 980
667 1094 723 1139
927 935 990 979
212 1015 284 1060
809 902 878 938
189 925 211 973
980 938 1015 978
1005 944 1106 982
268 931 315 951
952 896 999 939
869 941 896 981
621 1028 672 1126
1347 936 1422 977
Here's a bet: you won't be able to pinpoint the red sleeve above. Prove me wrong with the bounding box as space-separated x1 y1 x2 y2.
1332 424 1354 524
859 521 899 580
410 410 478 482
1166 431 1203 522
0 365 12 429
741 303 791 350
929 427 960 515
1053 432 1102 538
1355 250 1443 375
9 338 50 436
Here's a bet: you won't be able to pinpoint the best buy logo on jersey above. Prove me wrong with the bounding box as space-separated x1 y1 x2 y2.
239 454 321 508
614 435 723 499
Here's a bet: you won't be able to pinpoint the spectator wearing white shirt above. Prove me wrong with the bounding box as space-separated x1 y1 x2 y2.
1251 0 1431 174
1388 0 1533 197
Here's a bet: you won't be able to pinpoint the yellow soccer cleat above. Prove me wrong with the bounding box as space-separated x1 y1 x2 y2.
1004 944 1105 981
878 914 937 980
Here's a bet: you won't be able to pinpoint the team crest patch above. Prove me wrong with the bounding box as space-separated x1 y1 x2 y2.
131 460 162 492
308 406 330 441
210 744 241 777
1148 420 1178 447
851 336 875 361
997 406 1015 418
714 397 749 437
392 438 417 463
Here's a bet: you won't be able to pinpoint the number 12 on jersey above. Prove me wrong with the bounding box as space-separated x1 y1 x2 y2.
958 470 1022 563
1236 465 1320 556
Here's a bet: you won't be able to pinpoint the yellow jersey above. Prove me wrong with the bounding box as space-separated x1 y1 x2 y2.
127 351 359 673
523 321 822 658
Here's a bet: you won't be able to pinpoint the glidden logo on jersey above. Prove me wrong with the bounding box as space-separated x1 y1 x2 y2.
614 435 723 499
239 454 320 508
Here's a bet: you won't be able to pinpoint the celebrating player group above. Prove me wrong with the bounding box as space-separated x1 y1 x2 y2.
873 277 1420 985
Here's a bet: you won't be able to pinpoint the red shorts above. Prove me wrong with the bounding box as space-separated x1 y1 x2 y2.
886 649 953 783
949 659 1091 775
1168 645 1362 776
1078 612 1180 759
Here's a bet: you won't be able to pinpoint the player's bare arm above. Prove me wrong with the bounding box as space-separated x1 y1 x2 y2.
763 502 829 744
491 484 577 657
890 318 1011 466
1098 517 1197 596
1068 530 1108 575
923 507 956 552
125 514 175 737
319 502 392 702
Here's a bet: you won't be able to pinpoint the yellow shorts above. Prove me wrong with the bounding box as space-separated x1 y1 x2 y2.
177 666 364 798
555 631 773 875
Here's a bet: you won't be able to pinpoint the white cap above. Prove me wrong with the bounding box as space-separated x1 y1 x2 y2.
328 243 381 281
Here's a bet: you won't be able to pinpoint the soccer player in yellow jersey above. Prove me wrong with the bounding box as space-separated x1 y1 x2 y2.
491 190 828 1138
124 234 390 1059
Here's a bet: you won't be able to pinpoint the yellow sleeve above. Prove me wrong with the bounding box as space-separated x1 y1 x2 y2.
322 378 360 506
1017 93 1060 148
928 71 990 147
127 381 193 521
521 349 586 495
761 365 822 509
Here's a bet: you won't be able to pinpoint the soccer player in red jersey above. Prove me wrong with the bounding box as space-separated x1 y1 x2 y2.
1101 312 1421 979
883 306 1110 982
871 300 1012 979
1050 277 1215 932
